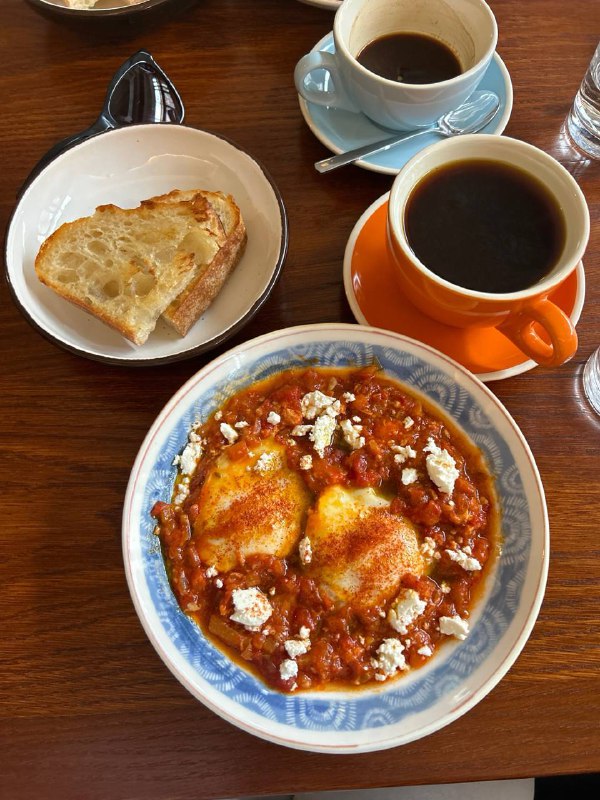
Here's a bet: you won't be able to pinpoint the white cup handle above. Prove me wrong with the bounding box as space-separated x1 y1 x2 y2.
294 51 360 112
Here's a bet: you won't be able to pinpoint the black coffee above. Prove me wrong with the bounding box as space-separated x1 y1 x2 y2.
404 160 566 294
357 32 462 84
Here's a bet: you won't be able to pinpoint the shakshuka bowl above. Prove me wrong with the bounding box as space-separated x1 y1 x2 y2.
123 323 548 753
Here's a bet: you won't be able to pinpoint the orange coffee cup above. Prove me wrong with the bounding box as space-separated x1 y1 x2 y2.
387 135 590 367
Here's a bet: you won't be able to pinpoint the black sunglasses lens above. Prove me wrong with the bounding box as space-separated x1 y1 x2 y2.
107 63 183 124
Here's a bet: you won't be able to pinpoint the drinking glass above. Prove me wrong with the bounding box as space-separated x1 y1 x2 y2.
583 346 600 416
567 42 600 158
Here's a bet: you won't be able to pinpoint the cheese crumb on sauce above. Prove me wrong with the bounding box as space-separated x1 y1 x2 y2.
301 390 337 420
234 420 249 429
372 638 408 680
266 411 281 425
439 614 470 640
230 587 272 631
420 536 437 559
388 588 427 634
220 422 239 444
279 659 299 680
291 424 312 437
310 414 336 457
403 416 415 429
339 418 365 450
284 638 311 658
298 536 313 565
205 565 218 578
417 645 433 657
299 626 310 639
299 454 313 471
401 467 419 485
445 547 482 572
391 444 417 464
424 437 459 495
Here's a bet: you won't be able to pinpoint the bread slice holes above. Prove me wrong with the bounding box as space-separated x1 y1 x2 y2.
131 272 156 297
88 239 109 256
103 279 122 299
57 269 78 283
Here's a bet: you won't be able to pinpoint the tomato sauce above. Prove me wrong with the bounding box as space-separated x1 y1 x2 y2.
151 366 499 693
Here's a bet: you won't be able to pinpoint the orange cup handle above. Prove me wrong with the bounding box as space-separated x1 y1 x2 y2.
497 297 578 367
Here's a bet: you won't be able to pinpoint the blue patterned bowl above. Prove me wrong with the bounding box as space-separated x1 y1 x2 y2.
123 324 548 752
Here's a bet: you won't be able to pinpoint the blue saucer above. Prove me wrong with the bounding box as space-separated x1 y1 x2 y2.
298 33 514 175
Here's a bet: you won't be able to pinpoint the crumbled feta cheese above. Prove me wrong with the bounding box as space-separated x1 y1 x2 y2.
254 451 282 473
172 475 190 505
439 614 470 640
323 400 342 418
299 454 313 470
403 416 415 429
310 414 336 457
352 416 362 423
299 626 310 639
220 422 238 444
417 645 433 657
279 659 298 680
291 424 313 437
215 578 223 589
214 410 223 421
371 638 408 680
234 420 249 429
420 536 437 559
284 638 311 658
230 587 272 631
266 411 281 425
440 582 451 594
173 438 203 476
424 438 459 495
343 392 356 402
445 548 481 571
298 536 312 565
301 391 337 420
401 467 419 485
205 566 218 578
388 589 427 634
339 418 365 450
268 586 276 596
391 444 417 464
186 602 200 612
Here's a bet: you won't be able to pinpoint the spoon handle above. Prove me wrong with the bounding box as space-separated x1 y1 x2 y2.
314 127 433 173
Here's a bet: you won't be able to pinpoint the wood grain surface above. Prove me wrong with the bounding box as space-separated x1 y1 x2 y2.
0 1 598 798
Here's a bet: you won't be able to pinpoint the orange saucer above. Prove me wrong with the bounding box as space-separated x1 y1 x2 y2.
344 194 584 382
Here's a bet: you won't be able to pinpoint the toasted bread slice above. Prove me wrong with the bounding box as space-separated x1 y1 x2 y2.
34 194 224 346
159 190 247 336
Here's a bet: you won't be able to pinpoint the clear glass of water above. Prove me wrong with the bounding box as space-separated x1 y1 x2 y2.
567 42 600 158
583 347 600 416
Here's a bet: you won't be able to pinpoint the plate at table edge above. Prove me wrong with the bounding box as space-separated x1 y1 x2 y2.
4 124 288 366
344 194 586 382
27 0 176 16
123 323 548 753
298 33 513 175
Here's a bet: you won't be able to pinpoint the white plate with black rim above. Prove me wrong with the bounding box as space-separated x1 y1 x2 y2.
123 323 549 752
26 0 179 17
5 124 288 366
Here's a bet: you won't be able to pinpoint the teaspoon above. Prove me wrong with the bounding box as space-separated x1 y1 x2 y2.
314 90 501 173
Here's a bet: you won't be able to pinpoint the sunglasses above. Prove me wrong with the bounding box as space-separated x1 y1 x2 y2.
19 49 184 196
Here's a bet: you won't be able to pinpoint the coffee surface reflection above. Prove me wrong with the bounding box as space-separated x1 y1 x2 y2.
357 33 462 84
404 159 566 293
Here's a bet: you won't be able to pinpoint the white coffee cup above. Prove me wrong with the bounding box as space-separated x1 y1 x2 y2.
294 0 498 131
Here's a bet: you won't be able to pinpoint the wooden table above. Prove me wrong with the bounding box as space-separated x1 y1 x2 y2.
1 1 598 797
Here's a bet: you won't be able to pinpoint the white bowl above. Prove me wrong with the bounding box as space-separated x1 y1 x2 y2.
123 323 548 752
5 124 287 365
